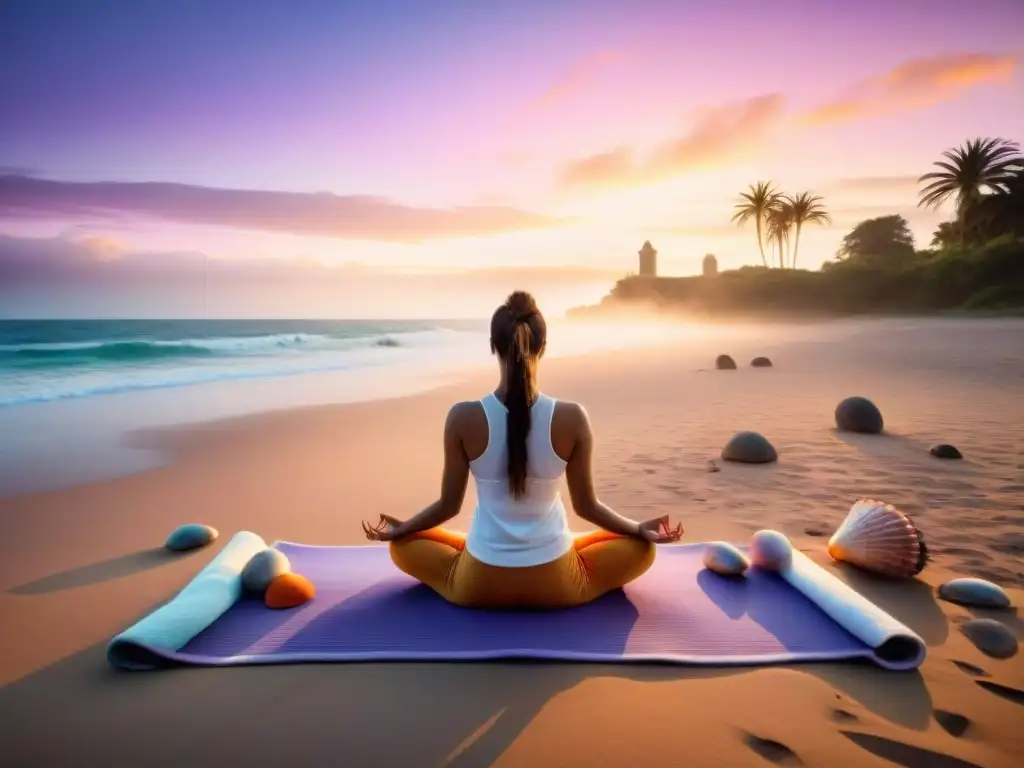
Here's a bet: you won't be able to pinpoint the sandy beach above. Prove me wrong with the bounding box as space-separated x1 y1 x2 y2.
1 317 1022 767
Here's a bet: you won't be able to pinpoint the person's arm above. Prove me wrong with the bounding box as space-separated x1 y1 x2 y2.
391 404 471 539
564 404 644 538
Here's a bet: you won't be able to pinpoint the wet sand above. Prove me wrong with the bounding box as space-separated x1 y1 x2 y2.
1 317 1022 767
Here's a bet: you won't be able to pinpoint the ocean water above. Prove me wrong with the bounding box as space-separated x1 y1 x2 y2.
0 319 488 407
0 317 733 497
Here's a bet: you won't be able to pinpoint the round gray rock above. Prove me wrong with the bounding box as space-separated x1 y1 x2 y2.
961 619 1018 659
721 431 778 464
834 396 884 434
938 578 1011 609
242 548 292 593
715 354 737 370
930 444 963 460
165 523 218 552
751 356 773 368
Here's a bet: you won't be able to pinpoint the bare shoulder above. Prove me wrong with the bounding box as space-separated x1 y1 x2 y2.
448 400 488 460
551 400 590 461
447 400 485 430
552 399 589 430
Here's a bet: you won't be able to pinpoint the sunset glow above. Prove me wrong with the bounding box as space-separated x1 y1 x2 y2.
1 0 1022 317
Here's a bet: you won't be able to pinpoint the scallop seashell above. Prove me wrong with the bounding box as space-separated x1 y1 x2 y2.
702 542 750 576
827 499 928 579
750 529 793 571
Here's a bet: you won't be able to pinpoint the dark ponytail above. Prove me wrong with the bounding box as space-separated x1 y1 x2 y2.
489 291 546 499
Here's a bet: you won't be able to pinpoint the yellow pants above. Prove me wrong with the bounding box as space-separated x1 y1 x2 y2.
389 528 656 609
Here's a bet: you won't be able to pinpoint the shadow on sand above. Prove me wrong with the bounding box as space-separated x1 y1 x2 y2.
830 429 932 459
0 549 962 766
826 562 950 646
0 633 936 768
839 731 984 768
8 548 198 596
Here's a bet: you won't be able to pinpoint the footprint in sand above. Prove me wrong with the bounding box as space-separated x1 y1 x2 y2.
839 731 983 768
933 710 971 738
975 680 1024 706
951 660 991 678
741 733 802 765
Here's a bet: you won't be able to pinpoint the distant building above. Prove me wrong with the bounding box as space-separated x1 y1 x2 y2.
702 253 718 277
638 240 658 276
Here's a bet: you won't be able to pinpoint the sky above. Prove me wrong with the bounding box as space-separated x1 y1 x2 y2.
1 0 1022 318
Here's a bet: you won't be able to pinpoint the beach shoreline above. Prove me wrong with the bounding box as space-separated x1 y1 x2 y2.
1 317 1022 767
0 316 797 498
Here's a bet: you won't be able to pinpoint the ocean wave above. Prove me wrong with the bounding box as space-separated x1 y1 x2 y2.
0 325 488 406
0 332 423 369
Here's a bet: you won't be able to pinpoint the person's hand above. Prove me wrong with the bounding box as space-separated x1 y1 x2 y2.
637 515 683 543
361 514 405 542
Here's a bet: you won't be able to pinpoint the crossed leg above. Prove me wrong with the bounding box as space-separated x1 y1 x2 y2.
388 527 467 601
389 527 655 609
570 529 656 604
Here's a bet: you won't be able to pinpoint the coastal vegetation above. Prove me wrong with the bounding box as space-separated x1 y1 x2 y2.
570 137 1024 319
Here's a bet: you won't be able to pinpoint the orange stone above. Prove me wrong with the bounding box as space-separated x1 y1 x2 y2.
265 572 315 609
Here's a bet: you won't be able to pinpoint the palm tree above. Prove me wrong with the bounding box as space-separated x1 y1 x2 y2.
731 181 779 268
918 137 1023 246
765 200 794 269
784 192 830 269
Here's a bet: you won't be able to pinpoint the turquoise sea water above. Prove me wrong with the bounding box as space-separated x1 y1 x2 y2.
0 316 740 496
0 319 486 407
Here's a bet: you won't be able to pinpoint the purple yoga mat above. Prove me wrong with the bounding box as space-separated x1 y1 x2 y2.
168 542 877 666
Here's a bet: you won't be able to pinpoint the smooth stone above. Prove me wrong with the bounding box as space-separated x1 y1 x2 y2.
938 578 1011 609
702 542 750 576
834 396 884 434
266 572 316 609
721 431 778 464
961 619 1018 659
930 444 963 460
750 356 773 368
715 354 737 370
241 548 291 593
165 523 218 552
750 529 793 571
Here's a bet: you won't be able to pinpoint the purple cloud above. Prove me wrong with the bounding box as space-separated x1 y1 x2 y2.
0 176 565 242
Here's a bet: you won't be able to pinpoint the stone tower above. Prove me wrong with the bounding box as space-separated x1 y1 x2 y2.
638 240 657 277
702 253 718 277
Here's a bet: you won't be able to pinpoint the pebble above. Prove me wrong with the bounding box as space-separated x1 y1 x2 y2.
961 619 1018 659
834 396 883 434
721 431 778 464
930 444 963 459
938 578 1011 609
165 523 218 552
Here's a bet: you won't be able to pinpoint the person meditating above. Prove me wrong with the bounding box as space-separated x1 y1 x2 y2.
361 290 683 609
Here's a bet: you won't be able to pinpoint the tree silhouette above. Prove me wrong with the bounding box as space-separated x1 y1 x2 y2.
930 221 960 249
918 137 1023 247
731 181 779 268
784 192 830 269
837 215 915 263
765 200 793 269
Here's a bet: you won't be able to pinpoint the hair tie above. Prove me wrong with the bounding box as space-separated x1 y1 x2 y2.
508 306 534 324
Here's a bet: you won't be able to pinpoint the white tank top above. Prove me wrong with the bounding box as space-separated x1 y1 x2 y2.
465 392 573 567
